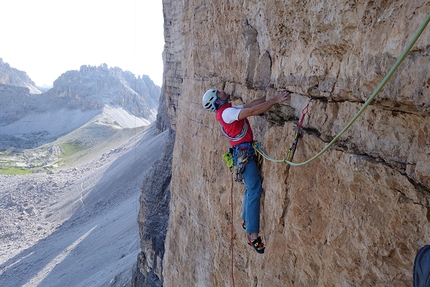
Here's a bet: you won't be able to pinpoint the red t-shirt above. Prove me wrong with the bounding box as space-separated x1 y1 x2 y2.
215 103 253 146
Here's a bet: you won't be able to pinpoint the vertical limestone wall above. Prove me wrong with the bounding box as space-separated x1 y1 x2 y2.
161 0 430 286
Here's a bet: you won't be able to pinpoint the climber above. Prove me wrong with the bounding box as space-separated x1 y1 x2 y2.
202 88 290 254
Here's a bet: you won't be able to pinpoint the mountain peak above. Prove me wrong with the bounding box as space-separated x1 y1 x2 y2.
0 61 160 152
0 58 41 94
46 64 159 120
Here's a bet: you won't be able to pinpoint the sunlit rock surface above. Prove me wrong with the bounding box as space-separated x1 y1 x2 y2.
156 1 430 286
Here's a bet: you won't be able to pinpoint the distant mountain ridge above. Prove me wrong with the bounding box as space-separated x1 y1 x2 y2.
45 64 160 121
0 60 160 157
0 61 160 127
0 58 42 94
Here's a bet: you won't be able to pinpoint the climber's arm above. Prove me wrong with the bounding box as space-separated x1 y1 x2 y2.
242 96 267 109
238 91 290 120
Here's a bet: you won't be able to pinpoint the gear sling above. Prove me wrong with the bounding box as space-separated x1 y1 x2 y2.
223 142 258 182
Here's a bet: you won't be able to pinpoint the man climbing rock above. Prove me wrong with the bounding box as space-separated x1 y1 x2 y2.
202 89 290 254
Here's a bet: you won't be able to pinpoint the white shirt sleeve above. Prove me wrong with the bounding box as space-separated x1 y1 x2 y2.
222 105 243 124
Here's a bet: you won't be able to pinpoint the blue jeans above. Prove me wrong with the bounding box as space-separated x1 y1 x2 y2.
240 157 262 234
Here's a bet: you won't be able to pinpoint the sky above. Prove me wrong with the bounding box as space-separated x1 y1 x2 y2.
0 0 164 87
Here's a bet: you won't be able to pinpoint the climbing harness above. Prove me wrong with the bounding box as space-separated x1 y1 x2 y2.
254 12 430 167
223 142 257 182
222 147 244 182
235 143 258 182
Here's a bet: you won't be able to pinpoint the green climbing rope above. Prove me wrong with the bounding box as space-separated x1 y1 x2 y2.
254 12 430 167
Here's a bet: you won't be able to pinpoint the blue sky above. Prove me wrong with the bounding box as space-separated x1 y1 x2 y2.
0 0 164 86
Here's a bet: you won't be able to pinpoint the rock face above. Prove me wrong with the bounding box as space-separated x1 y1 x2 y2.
158 1 430 286
45 64 160 121
133 88 175 287
134 131 175 287
0 83 39 126
0 58 41 94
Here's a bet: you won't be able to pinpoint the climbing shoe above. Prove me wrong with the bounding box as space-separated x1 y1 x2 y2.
242 221 246 230
247 236 265 254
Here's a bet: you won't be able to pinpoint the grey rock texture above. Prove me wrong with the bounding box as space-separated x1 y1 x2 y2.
133 79 174 287
45 64 160 120
0 58 41 94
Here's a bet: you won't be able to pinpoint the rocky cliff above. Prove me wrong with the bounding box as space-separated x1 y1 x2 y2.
156 0 430 286
0 84 40 126
0 58 41 94
44 64 160 121
134 88 175 287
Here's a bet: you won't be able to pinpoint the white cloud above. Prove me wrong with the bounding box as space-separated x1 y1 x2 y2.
0 0 164 86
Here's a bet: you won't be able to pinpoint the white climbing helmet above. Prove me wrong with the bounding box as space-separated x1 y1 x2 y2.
202 89 218 112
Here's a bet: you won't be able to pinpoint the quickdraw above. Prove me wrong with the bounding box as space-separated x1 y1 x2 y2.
252 98 313 163
286 98 313 161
